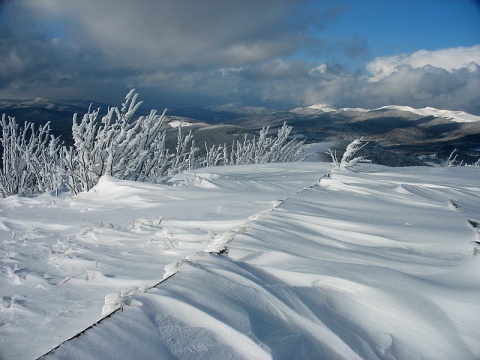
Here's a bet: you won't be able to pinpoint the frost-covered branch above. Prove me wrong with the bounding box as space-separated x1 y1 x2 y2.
327 138 371 170
202 143 226 167
443 149 463 167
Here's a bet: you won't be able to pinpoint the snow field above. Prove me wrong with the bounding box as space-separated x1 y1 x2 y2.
1 163 480 359
0 163 324 359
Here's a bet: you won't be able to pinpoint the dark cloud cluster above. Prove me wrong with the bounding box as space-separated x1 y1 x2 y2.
0 0 317 104
0 0 479 114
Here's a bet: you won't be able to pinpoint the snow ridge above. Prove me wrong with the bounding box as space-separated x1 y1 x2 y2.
293 103 480 123
372 105 480 123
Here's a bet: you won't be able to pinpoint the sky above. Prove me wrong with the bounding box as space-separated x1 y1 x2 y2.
0 0 479 113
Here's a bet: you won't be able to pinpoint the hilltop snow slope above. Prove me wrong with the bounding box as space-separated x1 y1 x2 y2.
370 106 480 123
1 163 480 359
293 104 480 123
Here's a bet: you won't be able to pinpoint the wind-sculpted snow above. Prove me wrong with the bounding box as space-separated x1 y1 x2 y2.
1 163 480 359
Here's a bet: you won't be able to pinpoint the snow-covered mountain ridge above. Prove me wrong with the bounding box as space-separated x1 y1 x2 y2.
292 104 480 123
2 97 478 123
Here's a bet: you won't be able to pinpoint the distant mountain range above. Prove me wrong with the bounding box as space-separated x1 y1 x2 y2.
0 98 113 143
1 98 479 165
286 104 480 165
292 104 480 123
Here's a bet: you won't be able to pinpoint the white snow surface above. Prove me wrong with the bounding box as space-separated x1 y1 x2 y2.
168 120 194 128
1 163 480 359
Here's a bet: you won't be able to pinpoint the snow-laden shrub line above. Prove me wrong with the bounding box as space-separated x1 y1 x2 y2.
442 149 480 167
0 90 305 197
203 122 305 167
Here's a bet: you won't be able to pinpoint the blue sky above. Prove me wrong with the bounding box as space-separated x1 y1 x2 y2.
317 0 480 55
1 0 479 113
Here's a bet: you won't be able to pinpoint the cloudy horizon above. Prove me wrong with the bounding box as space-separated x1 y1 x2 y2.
1 0 479 114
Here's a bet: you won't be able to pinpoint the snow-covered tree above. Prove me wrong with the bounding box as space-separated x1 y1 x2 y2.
0 115 62 197
63 90 202 193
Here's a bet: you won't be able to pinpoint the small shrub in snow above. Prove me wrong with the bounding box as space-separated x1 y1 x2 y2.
327 138 371 170
168 125 198 175
443 149 463 167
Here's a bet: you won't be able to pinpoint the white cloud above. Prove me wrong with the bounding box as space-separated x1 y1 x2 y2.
309 64 327 75
219 67 243 76
1 2 479 114
367 45 480 81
